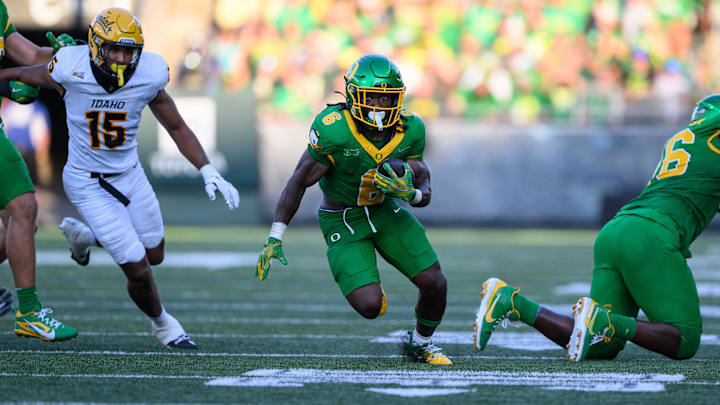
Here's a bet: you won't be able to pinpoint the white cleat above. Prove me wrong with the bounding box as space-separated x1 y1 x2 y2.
59 217 93 266
152 314 197 349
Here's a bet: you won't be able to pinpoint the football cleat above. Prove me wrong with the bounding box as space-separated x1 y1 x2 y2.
152 314 197 349
567 297 615 362
405 330 452 365
473 277 521 351
59 217 93 266
15 303 78 342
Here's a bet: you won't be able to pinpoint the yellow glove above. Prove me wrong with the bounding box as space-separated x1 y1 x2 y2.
256 237 287 280
373 162 416 201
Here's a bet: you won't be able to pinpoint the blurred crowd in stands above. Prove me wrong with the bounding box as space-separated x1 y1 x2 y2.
176 0 714 125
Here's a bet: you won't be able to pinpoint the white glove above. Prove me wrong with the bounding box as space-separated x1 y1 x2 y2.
200 164 240 210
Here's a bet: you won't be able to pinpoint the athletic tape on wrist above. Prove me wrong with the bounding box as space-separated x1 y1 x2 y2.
415 311 441 327
410 189 422 205
268 222 288 240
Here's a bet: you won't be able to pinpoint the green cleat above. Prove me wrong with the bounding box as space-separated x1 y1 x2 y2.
15 303 78 343
405 331 452 365
567 297 615 362
473 277 521 351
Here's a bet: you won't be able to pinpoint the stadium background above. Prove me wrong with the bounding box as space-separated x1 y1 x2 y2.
3 0 719 227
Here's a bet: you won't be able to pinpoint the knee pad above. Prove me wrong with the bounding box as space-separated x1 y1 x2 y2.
674 325 701 360
585 336 628 360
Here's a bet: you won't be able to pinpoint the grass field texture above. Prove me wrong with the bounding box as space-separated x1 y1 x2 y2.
1 226 719 404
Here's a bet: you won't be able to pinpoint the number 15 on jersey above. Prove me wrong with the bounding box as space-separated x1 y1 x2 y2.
84 110 128 149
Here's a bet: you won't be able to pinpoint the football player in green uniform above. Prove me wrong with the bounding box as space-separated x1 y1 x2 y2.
474 95 720 361
0 0 77 341
256 54 451 364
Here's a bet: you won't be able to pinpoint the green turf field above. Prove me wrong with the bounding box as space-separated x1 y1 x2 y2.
1 226 719 403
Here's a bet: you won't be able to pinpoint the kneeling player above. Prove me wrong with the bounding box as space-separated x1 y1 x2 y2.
0 8 240 349
474 96 720 361
256 55 451 364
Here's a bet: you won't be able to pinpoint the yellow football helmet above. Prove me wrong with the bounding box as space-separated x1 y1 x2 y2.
88 8 143 88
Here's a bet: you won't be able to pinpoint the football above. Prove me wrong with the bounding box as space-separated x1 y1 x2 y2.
376 158 407 178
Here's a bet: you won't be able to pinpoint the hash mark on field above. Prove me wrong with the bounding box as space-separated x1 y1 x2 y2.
206 369 685 393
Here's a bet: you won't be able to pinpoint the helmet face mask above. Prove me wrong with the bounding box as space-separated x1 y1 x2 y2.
345 55 405 131
88 8 144 88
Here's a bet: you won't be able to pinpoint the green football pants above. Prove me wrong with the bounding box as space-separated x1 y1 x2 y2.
318 199 438 296
587 213 702 359
0 128 35 210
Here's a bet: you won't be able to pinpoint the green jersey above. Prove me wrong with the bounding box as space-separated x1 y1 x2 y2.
618 114 720 253
0 0 16 118
0 1 16 64
307 104 426 207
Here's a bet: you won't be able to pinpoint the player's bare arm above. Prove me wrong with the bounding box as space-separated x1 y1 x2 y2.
256 150 330 280
149 89 239 209
149 90 210 169
0 64 65 95
275 150 330 223
5 31 54 65
407 160 431 207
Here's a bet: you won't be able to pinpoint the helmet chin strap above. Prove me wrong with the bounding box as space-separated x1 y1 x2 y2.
110 63 127 87
368 110 385 131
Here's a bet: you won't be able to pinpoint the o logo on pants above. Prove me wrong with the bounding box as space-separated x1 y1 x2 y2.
330 233 341 242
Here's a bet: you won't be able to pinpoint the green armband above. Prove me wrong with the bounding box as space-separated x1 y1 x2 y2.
415 311 442 327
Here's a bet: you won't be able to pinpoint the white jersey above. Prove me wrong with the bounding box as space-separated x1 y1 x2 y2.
50 45 169 173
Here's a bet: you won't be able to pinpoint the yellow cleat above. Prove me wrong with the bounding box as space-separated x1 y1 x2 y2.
14 304 78 343
405 330 452 365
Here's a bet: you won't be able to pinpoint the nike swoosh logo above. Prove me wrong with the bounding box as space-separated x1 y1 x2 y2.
11 88 22 93
393 207 401 213
398 146 411 153
484 292 502 323
24 321 55 341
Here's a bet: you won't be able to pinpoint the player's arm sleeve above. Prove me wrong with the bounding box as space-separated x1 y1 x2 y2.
306 125 337 167
405 117 426 161
1 2 17 38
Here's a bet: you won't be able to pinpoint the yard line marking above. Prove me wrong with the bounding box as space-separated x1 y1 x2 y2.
0 372 212 380
0 349 402 359
37 314 474 326
365 388 475 397
38 300 720 319
553 281 720 299
2 349 716 362
206 369 686 392
0 331 375 340
32 250 257 270
373 330 720 349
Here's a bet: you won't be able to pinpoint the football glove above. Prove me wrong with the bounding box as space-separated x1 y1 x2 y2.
200 164 240 210
373 162 416 202
0 287 12 318
256 237 287 280
9 81 39 104
46 32 76 52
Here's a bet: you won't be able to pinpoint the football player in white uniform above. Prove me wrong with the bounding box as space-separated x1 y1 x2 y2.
0 8 240 349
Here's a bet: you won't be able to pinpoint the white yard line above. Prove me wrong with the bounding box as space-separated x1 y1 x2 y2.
31 250 257 270
1 349 717 362
205 368 689 393
1 369 714 396
0 349 403 358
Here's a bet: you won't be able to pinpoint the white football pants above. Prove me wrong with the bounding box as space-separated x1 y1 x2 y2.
62 162 164 264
